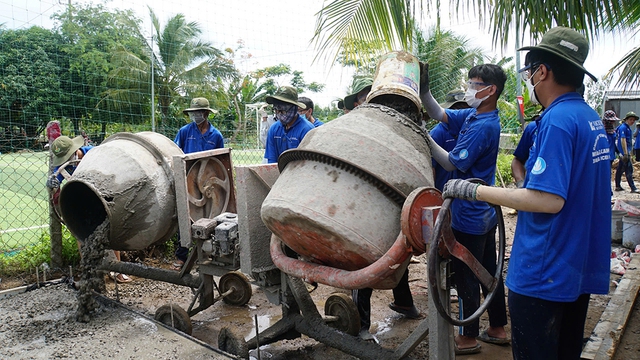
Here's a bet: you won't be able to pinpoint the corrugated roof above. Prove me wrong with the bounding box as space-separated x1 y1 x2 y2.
605 90 640 100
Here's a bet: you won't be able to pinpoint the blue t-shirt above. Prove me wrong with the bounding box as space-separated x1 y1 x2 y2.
608 133 617 157
55 145 93 182
513 120 539 179
634 127 640 150
445 107 501 235
430 123 457 191
506 92 611 302
174 122 224 154
312 119 325 127
616 122 632 155
264 115 315 163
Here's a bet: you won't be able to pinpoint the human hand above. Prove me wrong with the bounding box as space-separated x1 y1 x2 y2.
46 175 60 189
622 154 630 163
442 179 480 201
419 62 430 97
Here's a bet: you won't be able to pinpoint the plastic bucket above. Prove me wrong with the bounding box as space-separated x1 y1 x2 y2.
622 215 640 249
365 51 422 113
612 210 627 243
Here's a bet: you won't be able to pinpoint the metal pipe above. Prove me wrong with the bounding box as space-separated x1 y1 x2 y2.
270 232 412 290
98 260 201 289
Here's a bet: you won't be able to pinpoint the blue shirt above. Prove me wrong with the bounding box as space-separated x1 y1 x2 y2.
506 92 611 302
264 115 315 163
430 123 457 191
616 122 632 155
513 120 539 180
445 107 501 235
174 122 224 154
55 145 93 182
311 119 325 127
634 127 640 150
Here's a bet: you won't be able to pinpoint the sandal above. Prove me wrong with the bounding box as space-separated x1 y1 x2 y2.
455 342 482 355
388 302 423 319
477 330 510 345
115 273 132 283
171 260 184 271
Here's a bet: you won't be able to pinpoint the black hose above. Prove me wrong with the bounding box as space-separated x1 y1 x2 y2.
427 179 506 326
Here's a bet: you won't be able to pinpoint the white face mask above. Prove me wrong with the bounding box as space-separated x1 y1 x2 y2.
189 111 207 125
524 67 541 105
464 86 491 108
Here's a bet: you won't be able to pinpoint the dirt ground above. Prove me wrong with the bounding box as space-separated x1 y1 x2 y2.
1 173 640 359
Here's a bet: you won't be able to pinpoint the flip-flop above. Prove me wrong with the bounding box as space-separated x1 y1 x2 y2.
477 330 510 345
454 342 482 355
115 273 132 283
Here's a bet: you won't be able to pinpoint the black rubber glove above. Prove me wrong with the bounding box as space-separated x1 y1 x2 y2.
442 179 480 201
419 62 429 97
46 174 60 189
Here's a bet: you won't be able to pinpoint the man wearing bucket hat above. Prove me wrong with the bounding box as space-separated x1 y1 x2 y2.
47 135 132 283
263 86 314 163
172 97 225 270
420 63 509 354
343 77 373 111
615 110 638 192
174 97 224 154
631 112 640 161
441 27 610 359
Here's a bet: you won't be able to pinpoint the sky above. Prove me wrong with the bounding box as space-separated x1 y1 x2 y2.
2 0 639 107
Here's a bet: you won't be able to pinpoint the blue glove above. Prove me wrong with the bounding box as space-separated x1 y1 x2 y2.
46 175 60 189
442 179 479 201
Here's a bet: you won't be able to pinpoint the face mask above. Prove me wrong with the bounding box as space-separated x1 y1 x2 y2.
525 67 541 105
189 111 207 125
464 86 490 108
276 105 297 125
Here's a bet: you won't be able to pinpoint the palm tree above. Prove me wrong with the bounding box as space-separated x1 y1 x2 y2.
102 7 237 133
312 0 640 88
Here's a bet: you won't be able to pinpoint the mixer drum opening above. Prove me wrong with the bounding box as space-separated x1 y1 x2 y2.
59 181 108 241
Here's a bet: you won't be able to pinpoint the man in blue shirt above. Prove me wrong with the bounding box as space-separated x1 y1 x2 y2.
173 97 225 269
297 97 324 127
442 27 610 360
421 64 509 355
175 97 224 153
511 117 539 188
615 110 639 192
430 89 469 191
264 87 314 163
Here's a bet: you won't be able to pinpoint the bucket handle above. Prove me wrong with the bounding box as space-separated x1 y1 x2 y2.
270 231 412 290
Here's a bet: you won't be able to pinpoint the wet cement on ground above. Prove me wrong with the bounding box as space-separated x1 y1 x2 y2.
76 219 110 322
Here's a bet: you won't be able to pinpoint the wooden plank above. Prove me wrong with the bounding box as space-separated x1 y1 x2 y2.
581 254 640 359
0 285 28 300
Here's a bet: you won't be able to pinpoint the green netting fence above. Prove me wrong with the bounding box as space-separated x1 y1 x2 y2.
0 0 532 273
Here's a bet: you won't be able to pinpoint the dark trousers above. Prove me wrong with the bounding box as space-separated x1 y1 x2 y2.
636 149 640 162
352 268 413 330
509 291 590 360
615 158 637 190
451 226 507 338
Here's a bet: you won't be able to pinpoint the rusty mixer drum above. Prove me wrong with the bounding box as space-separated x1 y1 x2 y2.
261 103 433 289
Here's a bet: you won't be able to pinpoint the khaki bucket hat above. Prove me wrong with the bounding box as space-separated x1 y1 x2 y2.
51 135 85 167
265 86 306 109
182 97 218 115
518 26 597 82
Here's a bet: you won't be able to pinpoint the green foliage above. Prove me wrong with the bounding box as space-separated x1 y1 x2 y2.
0 227 79 276
495 152 514 187
585 76 611 114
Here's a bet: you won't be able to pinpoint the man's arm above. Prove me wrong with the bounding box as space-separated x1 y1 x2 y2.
427 134 456 171
479 186 564 213
511 157 526 188
419 62 447 123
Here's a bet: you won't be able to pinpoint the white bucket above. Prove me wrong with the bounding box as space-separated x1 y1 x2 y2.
611 210 627 243
622 215 640 249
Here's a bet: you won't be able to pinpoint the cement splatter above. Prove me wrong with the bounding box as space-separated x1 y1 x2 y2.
76 219 110 322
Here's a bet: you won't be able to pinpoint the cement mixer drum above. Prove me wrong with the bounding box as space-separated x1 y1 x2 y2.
261 103 434 288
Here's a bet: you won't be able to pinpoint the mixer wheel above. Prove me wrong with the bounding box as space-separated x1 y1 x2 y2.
154 303 192 335
219 271 252 306
324 293 361 336
218 327 249 357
